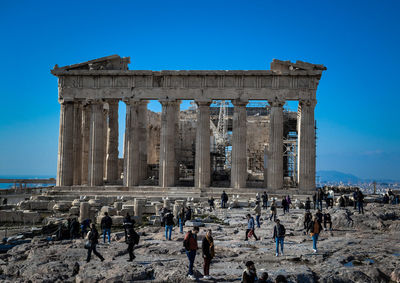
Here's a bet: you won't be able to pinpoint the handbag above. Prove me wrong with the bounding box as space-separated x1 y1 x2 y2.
84 240 91 249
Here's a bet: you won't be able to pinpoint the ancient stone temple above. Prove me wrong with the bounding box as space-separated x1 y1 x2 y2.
51 55 326 193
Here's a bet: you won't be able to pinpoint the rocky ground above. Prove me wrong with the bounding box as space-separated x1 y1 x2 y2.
1 203 399 282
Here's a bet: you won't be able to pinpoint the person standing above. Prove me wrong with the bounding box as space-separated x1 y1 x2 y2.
221 191 228 208
178 206 185 234
245 214 259 241
164 210 174 240
273 219 286 257
308 215 323 253
101 212 112 244
242 261 257 283
261 191 268 209
286 195 292 213
317 188 324 211
323 211 332 231
86 223 105 263
186 206 193 221
202 229 215 280
312 193 317 210
316 209 323 224
353 190 358 210
305 197 311 211
253 201 262 228
281 197 288 214
269 200 277 222
357 190 364 214
208 196 215 211
126 225 138 261
183 227 199 280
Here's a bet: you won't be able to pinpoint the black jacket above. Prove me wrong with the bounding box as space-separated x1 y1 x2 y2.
101 215 113 229
273 224 286 238
164 213 174 226
202 237 213 259
88 228 99 245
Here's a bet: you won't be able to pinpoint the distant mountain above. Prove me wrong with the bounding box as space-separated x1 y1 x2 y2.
317 170 361 184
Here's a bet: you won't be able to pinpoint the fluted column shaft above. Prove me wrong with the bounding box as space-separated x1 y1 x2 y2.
56 101 74 186
231 100 248 189
73 102 83 185
138 101 149 182
267 100 284 190
81 103 91 185
297 99 317 191
159 100 180 187
124 100 140 186
88 100 105 186
195 101 211 188
105 100 119 183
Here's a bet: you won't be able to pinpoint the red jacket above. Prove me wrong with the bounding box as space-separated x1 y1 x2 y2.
184 231 198 251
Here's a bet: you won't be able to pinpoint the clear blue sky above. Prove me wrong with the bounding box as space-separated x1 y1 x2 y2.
0 0 399 180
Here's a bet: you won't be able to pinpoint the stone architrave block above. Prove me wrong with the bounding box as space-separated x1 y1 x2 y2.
22 211 42 224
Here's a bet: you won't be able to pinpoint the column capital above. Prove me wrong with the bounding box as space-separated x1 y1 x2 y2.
159 99 181 106
106 99 119 106
299 98 317 107
232 99 248 107
268 97 285 107
195 100 212 107
86 98 104 105
59 98 75 105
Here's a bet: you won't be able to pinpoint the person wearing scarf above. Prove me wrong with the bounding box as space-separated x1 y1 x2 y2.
202 229 215 279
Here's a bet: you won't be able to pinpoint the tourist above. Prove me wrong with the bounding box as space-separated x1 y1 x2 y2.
245 213 259 241
86 223 105 263
275 274 288 283
183 226 199 280
262 191 268 209
70 217 80 240
312 193 317 210
339 195 346 207
317 188 324 210
316 209 323 224
281 196 288 214
328 189 334 208
383 193 390 204
80 218 91 239
286 195 292 213
305 197 311 211
303 211 312 235
185 206 193 221
353 190 358 210
163 210 174 240
126 225 138 261
202 229 215 279
221 190 228 208
123 213 135 241
323 211 332 231
258 272 269 283
178 206 185 234
242 261 257 283
357 190 364 214
273 219 286 256
208 196 215 211
253 201 262 228
269 200 277 222
345 209 354 227
308 215 323 253
100 212 112 244
256 193 260 202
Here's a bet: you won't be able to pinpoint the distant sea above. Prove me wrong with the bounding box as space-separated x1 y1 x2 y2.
0 175 56 189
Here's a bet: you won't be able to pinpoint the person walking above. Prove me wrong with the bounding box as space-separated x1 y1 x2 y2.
208 196 215 211
308 215 323 253
305 197 311 211
202 229 215 280
357 190 364 214
242 261 257 283
345 209 354 227
312 193 317 210
323 211 332 231
245 214 259 241
261 191 268 209
100 212 112 244
164 210 174 240
221 191 228 208
183 227 199 280
123 213 135 241
253 201 262 228
281 197 288 215
286 195 292 213
273 219 286 256
86 224 104 263
178 206 185 234
126 225 139 261
303 211 312 235
269 200 277 222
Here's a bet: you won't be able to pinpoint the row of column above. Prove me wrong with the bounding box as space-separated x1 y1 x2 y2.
57 98 316 191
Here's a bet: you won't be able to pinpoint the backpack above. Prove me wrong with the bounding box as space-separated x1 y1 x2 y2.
278 224 286 237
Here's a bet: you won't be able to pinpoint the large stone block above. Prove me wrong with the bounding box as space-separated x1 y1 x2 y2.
22 210 42 224
100 206 117 216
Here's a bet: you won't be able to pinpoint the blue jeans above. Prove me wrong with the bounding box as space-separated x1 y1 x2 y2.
165 225 173 240
186 250 196 275
317 200 323 210
256 215 261 228
275 237 284 254
312 233 319 250
179 218 183 233
358 202 364 214
103 228 111 243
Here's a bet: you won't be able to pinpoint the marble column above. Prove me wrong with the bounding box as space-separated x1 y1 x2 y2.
105 99 119 183
56 101 74 186
159 100 180 187
231 100 248 189
81 103 91 185
123 99 140 186
103 107 108 178
138 101 149 182
72 101 83 185
88 100 105 186
267 99 285 191
297 99 317 191
195 101 211 188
